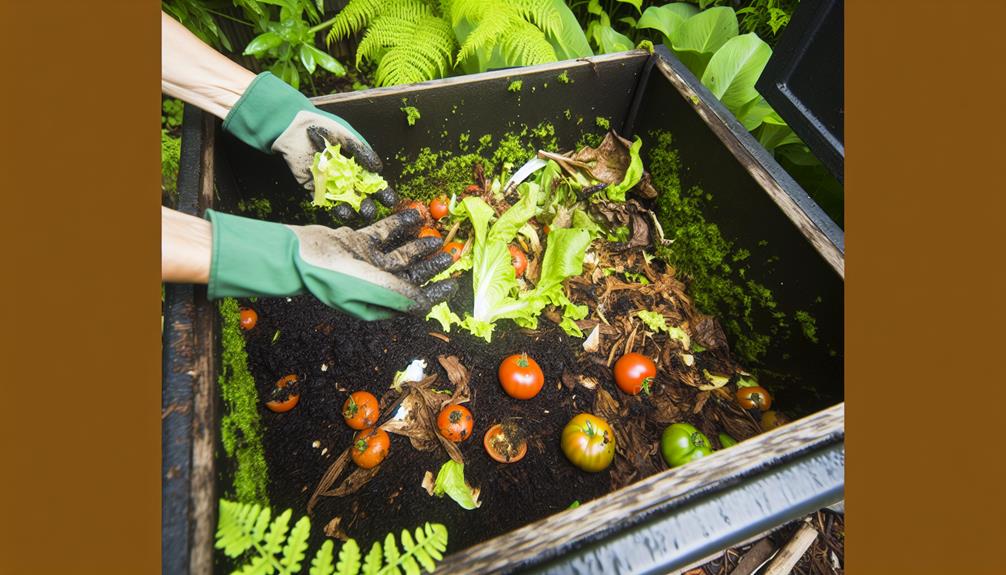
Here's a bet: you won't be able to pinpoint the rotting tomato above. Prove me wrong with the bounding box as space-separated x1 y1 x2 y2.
429 196 449 220
498 353 544 399
418 225 442 239
736 386 772 411
509 245 528 277
351 427 390 469
239 307 258 330
437 404 473 442
760 410 789 432
613 352 656 395
265 375 300 413
661 423 713 467
342 391 379 430
561 413 616 472
484 421 527 463
443 241 465 262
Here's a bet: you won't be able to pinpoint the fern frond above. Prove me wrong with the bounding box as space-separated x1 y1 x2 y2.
500 19 557 67
309 540 336 575
362 542 383 575
336 540 362 575
374 15 455 86
327 0 385 43
513 0 562 39
280 516 312 572
455 6 513 64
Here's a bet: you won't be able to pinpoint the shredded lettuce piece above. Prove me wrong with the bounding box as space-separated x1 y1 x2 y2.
601 136 644 202
637 310 691 348
433 461 480 510
426 302 462 333
310 142 387 210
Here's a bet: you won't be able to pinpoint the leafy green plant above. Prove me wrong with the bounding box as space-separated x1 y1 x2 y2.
583 0 638 54
242 0 346 89
216 499 448 575
161 129 182 204
164 0 236 51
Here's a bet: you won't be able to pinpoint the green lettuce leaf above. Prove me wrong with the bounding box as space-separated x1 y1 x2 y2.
637 310 690 348
426 302 462 333
602 136 643 202
517 228 592 336
433 461 480 510
310 142 387 210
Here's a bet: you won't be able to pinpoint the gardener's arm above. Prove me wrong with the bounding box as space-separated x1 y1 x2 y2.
161 207 458 320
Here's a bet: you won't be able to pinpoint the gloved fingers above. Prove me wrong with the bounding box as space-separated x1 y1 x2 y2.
307 124 383 173
332 202 358 223
373 237 443 271
359 197 378 222
373 186 399 208
397 251 454 285
409 279 460 314
358 209 423 245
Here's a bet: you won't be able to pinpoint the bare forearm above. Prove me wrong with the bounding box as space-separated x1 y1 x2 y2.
161 11 256 119
162 207 212 283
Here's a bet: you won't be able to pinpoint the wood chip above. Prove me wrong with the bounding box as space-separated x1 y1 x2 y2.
583 324 601 353
763 522 819 575
428 332 450 343
728 538 776 575
323 516 349 541
421 471 435 496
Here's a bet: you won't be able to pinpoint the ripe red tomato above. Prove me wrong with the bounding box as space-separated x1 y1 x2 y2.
736 386 772 411
418 226 442 239
342 391 380 430
429 196 449 220
437 404 473 442
561 413 616 472
509 245 528 277
266 375 300 413
465 184 482 194
239 308 258 330
443 241 465 262
351 427 390 469
498 353 544 399
613 352 656 395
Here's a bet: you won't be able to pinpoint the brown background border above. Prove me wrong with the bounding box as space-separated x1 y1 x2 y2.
1 0 1005 573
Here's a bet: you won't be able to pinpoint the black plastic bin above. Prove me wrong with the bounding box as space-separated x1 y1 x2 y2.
163 47 844 575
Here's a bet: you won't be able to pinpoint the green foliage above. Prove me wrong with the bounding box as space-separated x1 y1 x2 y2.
216 499 448 575
401 105 421 126
242 0 346 89
162 98 184 131
163 0 235 51
218 298 270 505
161 130 181 204
793 310 818 343
508 80 523 92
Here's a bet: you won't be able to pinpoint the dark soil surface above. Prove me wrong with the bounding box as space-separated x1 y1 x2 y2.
239 288 614 555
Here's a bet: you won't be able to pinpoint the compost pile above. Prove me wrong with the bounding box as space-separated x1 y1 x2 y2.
234 130 780 554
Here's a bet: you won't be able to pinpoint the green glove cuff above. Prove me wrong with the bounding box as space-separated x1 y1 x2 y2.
222 72 369 153
205 210 415 320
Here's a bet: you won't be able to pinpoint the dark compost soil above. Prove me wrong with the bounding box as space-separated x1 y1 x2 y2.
240 288 612 555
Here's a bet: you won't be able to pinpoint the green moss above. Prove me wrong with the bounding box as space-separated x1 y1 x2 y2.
458 132 471 152
649 130 780 363
564 109 572 120
557 70 571 84
794 310 819 343
401 106 421 126
218 298 269 506
161 129 181 203
508 80 523 93
237 198 272 219
595 116 611 130
576 131 604 149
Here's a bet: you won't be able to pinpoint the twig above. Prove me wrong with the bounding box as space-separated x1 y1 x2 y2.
763 522 819 575
727 538 776 575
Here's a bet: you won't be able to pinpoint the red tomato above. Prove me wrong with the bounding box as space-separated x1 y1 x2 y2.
613 352 656 395
561 413 616 472
498 353 544 399
351 427 390 469
342 391 380 430
509 245 528 277
736 386 772 411
418 226 442 239
239 308 258 330
437 404 474 442
429 197 449 220
543 225 551 235
266 375 300 413
465 184 482 194
443 241 465 262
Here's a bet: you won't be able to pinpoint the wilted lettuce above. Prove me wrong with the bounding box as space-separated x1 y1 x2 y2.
310 142 387 210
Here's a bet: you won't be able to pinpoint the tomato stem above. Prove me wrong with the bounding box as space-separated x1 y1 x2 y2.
517 352 529 368
641 377 653 396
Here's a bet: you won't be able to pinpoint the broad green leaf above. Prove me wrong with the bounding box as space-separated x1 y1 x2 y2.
596 24 635 54
617 0 643 14
736 96 775 131
244 32 284 56
433 461 481 510
756 121 802 152
588 0 604 16
671 6 738 77
299 44 317 74
700 33 772 115
618 16 637 28
546 0 594 60
637 3 698 39
308 44 346 76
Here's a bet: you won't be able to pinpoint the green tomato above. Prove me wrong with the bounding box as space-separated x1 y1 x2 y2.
661 423 713 467
718 433 738 448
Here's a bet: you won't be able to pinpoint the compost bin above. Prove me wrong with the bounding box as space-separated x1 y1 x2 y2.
163 47 844 575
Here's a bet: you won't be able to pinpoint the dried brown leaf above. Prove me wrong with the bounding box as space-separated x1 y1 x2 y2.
323 516 349 541
438 355 471 407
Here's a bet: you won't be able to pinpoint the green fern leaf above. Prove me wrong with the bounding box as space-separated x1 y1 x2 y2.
382 532 401 574
402 556 420 575
362 541 383 575
234 555 272 575
215 500 261 557
336 539 362 575
501 19 556 66
280 515 312 572
309 540 335 575
327 0 384 43
263 509 293 557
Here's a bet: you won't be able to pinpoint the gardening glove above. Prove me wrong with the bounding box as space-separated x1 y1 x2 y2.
205 208 457 320
222 71 399 215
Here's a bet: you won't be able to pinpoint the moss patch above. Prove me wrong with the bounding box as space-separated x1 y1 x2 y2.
218 297 269 506
595 116 611 130
794 310 819 343
507 80 523 93
557 70 571 84
237 198 272 219
401 105 421 126
649 130 780 363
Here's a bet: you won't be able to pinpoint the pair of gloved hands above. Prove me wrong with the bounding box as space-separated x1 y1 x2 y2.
209 72 454 320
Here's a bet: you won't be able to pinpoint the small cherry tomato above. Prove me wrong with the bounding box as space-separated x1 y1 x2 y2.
342 391 380 430
239 308 258 330
498 353 544 399
509 245 528 277
437 404 474 442
443 241 465 262
266 375 300 413
429 196 449 220
418 226 442 239
736 386 772 411
351 427 390 469
761 410 789 431
561 413 616 472
613 352 656 395
465 184 482 193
